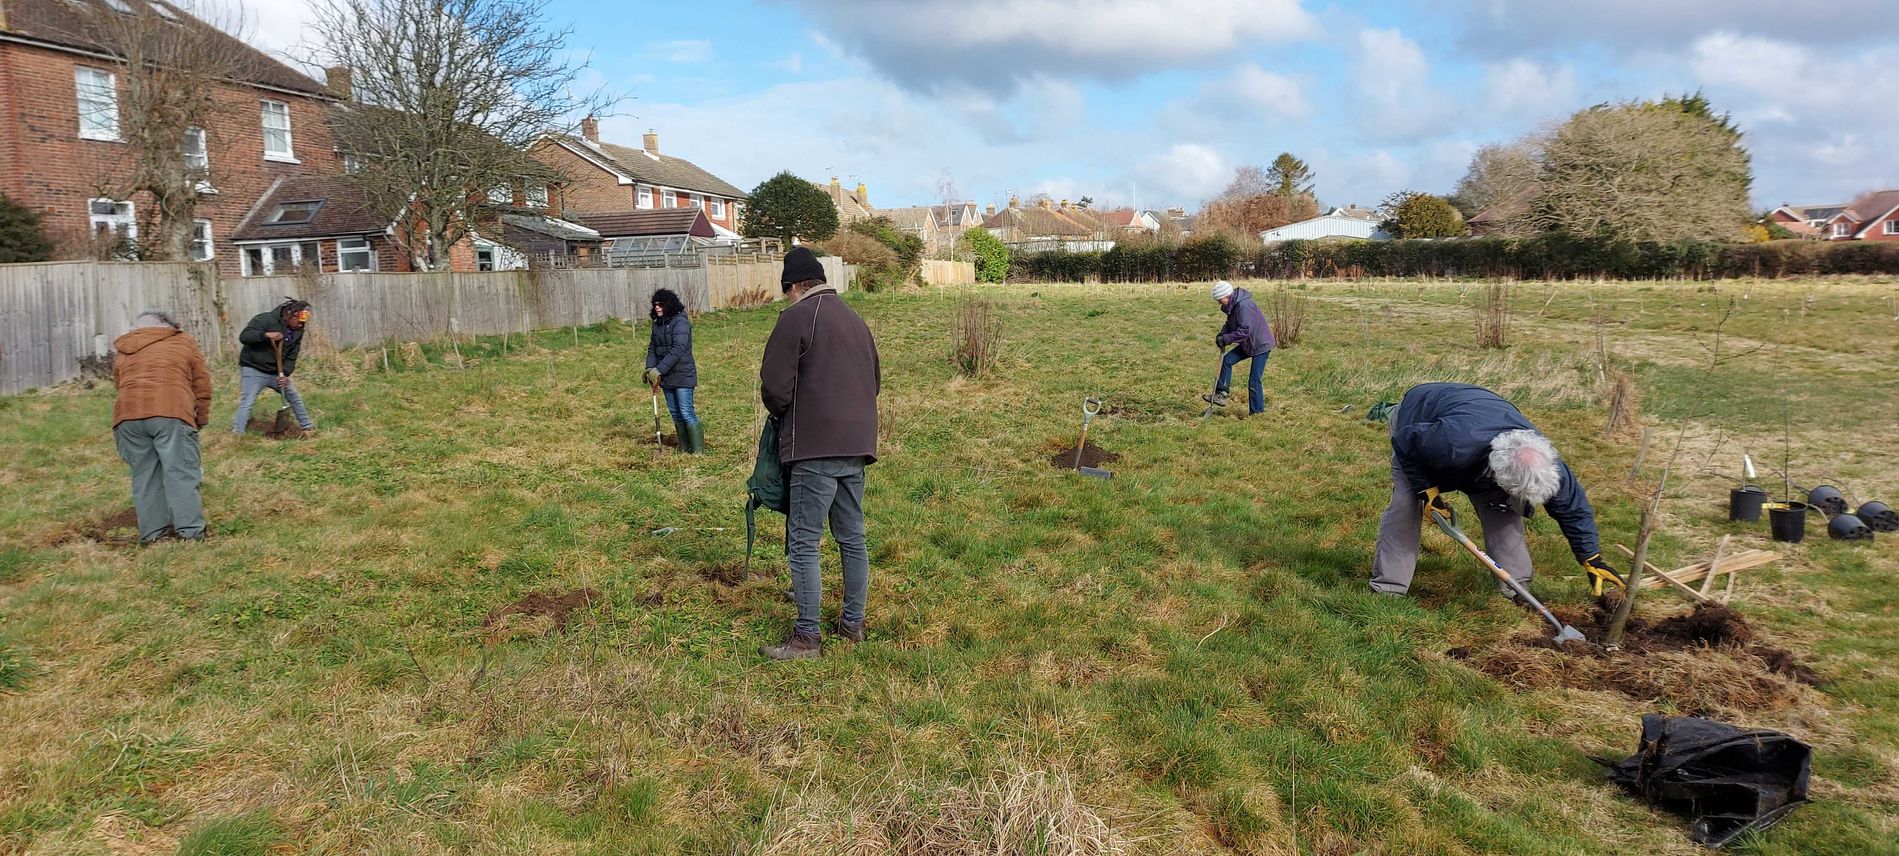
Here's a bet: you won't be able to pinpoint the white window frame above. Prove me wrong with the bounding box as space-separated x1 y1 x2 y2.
260 99 296 162
75 67 121 141
526 183 549 208
488 185 514 205
636 186 653 209
710 198 725 218
88 198 137 241
238 240 320 276
1884 219 1899 236
190 219 214 261
337 237 375 272
661 189 677 208
1832 222 1849 238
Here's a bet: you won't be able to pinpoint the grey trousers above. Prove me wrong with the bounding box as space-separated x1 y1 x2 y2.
787 457 870 636
231 366 313 432
114 416 206 543
1370 422 1532 595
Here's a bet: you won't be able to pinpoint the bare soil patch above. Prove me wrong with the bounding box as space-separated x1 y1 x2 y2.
696 560 753 587
638 432 682 448
49 506 141 546
1447 599 1822 715
245 418 308 439
484 587 600 632
1049 442 1120 470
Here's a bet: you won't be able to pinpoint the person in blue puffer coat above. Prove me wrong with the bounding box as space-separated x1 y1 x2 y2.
644 288 702 453
1203 280 1276 415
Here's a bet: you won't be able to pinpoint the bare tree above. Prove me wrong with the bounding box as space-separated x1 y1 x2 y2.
1450 141 1540 219
1199 164 1320 238
307 0 613 270
77 1 250 260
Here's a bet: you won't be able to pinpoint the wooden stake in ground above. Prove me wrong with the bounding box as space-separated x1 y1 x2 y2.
1699 534 1731 597
1615 544 1710 603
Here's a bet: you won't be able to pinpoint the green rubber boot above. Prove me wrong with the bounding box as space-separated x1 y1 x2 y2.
683 420 705 454
670 418 688 452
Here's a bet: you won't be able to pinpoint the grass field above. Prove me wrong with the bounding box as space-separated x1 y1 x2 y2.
2 277 1896 855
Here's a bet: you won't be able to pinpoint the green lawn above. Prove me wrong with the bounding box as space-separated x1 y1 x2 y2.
2 278 1895 854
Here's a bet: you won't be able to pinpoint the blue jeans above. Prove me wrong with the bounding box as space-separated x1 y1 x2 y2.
231 367 313 432
787 457 869 636
1216 348 1271 414
662 386 698 425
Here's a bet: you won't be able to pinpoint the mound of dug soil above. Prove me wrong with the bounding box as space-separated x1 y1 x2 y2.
485 588 600 632
48 507 142 547
1448 600 1822 716
1049 442 1120 470
638 433 683 448
245 418 307 439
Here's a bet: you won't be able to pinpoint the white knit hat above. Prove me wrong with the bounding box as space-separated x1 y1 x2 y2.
1210 280 1234 301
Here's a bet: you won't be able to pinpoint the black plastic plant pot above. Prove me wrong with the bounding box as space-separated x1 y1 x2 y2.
1855 501 1899 533
1768 502 1809 543
1729 486 1768 522
1828 513 1874 542
1806 485 1848 518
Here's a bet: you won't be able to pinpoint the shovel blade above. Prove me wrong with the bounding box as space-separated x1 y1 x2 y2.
272 406 292 434
1078 467 1114 479
1553 625 1587 645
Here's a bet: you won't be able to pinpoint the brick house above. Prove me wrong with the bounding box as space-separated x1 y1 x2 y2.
816 177 876 227
1817 190 1898 241
0 0 347 276
528 119 747 233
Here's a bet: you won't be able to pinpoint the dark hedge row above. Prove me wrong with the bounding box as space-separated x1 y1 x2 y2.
1008 235 1899 282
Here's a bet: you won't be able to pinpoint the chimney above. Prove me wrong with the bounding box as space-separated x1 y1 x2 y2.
1008 195 1019 209
324 66 353 101
643 130 659 155
855 182 867 205
1036 198 1051 210
580 116 599 143
830 177 842 198
1059 198 1070 209
985 203 996 216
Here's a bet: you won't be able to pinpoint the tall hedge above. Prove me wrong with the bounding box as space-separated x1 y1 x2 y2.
1008 236 1899 282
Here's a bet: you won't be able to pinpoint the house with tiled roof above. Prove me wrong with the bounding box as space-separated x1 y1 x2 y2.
528 119 747 233
1775 190 1899 241
980 197 1115 251
816 177 876 226
1 0 347 275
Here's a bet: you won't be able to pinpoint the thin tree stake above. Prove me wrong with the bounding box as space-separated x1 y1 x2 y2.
1699 534 1732 597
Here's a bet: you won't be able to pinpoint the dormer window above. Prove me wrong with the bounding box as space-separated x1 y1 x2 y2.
267 201 322 224
1832 222 1850 238
100 0 134 13
151 3 181 22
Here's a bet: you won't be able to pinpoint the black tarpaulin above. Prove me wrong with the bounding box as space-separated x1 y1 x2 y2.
1594 714 1811 848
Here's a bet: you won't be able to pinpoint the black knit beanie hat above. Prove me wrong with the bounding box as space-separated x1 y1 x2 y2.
780 247 826 292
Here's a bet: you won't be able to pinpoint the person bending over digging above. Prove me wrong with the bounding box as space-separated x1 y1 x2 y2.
112 310 213 544
1370 382 1623 598
645 288 703 453
1204 280 1275 416
231 298 316 435
757 247 882 660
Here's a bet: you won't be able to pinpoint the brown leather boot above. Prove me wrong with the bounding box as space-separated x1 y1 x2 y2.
833 618 865 644
760 629 822 660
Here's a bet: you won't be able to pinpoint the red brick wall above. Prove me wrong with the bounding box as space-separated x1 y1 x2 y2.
0 41 342 276
530 140 631 214
527 138 743 231
1858 209 1899 242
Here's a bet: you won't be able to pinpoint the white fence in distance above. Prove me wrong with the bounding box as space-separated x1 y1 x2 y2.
0 256 854 395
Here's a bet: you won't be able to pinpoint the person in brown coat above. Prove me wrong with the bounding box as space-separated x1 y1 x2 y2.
112 310 213 544
758 247 881 660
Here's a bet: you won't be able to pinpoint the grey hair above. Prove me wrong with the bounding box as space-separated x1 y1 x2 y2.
134 309 180 329
1489 429 1562 508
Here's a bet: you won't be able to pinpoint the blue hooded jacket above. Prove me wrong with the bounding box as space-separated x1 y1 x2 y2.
1216 288 1275 356
1390 382 1600 559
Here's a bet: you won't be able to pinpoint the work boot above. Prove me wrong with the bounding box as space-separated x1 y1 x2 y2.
670 418 688 450
833 617 866 643
761 629 822 660
1201 390 1230 407
683 421 705 454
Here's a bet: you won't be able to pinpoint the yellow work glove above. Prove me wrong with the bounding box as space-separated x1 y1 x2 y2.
1581 553 1626 596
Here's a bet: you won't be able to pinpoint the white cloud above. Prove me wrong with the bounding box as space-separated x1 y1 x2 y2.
1481 58 1575 118
1353 28 1447 139
643 40 713 64
1450 0 1899 56
1136 143 1232 203
1217 64 1310 120
789 0 1320 93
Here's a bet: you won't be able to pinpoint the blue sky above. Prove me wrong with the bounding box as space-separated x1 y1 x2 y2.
249 0 1899 213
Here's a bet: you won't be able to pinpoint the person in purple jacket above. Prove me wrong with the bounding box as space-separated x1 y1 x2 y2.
1203 280 1276 415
